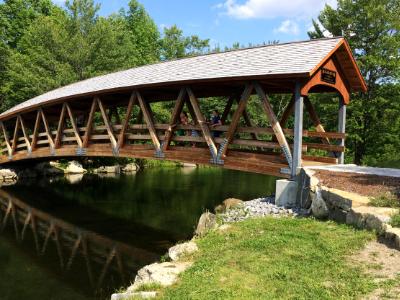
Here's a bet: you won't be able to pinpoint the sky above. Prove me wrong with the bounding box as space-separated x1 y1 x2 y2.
45 0 337 48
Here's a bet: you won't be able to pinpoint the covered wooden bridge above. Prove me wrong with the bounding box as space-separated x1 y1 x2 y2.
0 37 366 178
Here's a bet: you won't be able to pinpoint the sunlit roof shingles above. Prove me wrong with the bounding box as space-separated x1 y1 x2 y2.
0 37 342 118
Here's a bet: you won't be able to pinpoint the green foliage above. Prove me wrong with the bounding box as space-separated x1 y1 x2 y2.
0 0 209 113
309 0 400 165
160 25 209 60
369 192 399 208
161 217 378 299
390 213 400 228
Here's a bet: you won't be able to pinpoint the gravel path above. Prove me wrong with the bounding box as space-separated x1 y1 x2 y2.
221 197 308 223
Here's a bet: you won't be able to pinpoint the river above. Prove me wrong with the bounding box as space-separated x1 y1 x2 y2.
0 167 276 299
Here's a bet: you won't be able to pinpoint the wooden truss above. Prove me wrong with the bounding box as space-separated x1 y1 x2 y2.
0 80 346 177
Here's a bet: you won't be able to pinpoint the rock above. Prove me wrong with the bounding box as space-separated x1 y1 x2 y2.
311 188 329 219
182 163 197 168
94 165 120 174
195 212 217 237
215 198 244 213
64 161 87 174
0 169 18 181
129 262 192 291
223 198 243 210
122 163 139 173
111 291 157 300
168 241 198 261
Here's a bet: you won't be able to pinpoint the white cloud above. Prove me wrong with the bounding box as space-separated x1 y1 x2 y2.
274 20 299 35
218 0 337 20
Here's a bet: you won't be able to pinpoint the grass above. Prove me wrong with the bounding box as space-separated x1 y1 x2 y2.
158 217 380 300
390 213 400 228
369 192 400 208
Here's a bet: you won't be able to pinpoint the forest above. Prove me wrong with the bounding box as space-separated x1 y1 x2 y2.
0 0 399 167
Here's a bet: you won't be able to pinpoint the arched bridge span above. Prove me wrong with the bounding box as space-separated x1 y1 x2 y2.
0 38 366 178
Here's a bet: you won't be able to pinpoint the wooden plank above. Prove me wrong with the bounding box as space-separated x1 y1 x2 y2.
118 92 137 149
221 95 235 125
304 142 345 152
136 91 162 152
11 117 20 154
97 98 118 150
0 121 13 157
18 116 32 153
39 109 55 150
254 82 293 168
55 103 67 148
304 96 330 145
82 98 98 148
31 111 41 151
220 83 253 158
162 88 186 151
186 87 218 158
65 103 83 148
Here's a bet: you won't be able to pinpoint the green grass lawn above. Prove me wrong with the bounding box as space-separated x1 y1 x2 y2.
159 217 381 300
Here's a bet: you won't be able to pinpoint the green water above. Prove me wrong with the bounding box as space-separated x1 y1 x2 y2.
0 167 276 299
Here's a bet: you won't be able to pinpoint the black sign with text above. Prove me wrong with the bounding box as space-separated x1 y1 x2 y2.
321 68 336 84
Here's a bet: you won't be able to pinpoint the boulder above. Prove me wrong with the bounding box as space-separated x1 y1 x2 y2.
64 161 87 174
310 188 329 219
168 241 198 261
129 262 192 291
0 169 18 182
195 212 217 237
94 165 120 174
122 163 139 173
215 198 243 213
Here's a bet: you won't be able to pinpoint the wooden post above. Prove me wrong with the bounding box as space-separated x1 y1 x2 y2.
220 95 235 125
55 104 67 149
11 117 20 155
186 87 218 160
0 121 13 158
136 91 163 156
18 116 32 154
118 92 137 149
163 88 186 151
338 97 346 164
219 84 253 159
39 109 55 153
254 82 293 168
292 82 304 178
66 103 83 148
97 98 118 153
31 110 41 151
83 98 98 148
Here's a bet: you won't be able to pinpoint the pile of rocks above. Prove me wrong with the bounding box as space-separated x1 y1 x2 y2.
220 197 307 223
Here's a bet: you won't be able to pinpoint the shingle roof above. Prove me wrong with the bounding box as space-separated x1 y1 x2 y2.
1 37 345 119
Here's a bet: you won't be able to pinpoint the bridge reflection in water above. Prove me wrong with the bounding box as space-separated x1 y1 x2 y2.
0 188 160 295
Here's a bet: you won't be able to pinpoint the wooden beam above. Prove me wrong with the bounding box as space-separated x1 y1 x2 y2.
55 104 67 149
304 96 330 145
66 103 83 148
186 87 218 159
118 92 137 149
162 88 186 151
31 111 41 151
221 95 236 125
39 109 55 151
136 91 162 154
0 121 13 157
97 98 118 151
82 98 97 148
185 97 198 125
254 82 293 168
235 97 258 140
11 117 20 155
18 116 32 153
219 83 253 159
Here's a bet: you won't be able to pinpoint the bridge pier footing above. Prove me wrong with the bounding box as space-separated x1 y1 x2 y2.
275 179 298 208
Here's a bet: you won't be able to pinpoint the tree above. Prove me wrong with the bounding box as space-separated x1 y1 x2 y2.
160 25 209 60
308 0 400 166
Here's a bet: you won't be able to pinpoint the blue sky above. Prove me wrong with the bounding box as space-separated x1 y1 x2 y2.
55 0 336 47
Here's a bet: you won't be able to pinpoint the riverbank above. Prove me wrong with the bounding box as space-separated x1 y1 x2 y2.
116 215 400 299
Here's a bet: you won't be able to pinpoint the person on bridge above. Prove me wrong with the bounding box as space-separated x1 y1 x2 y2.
210 110 222 137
